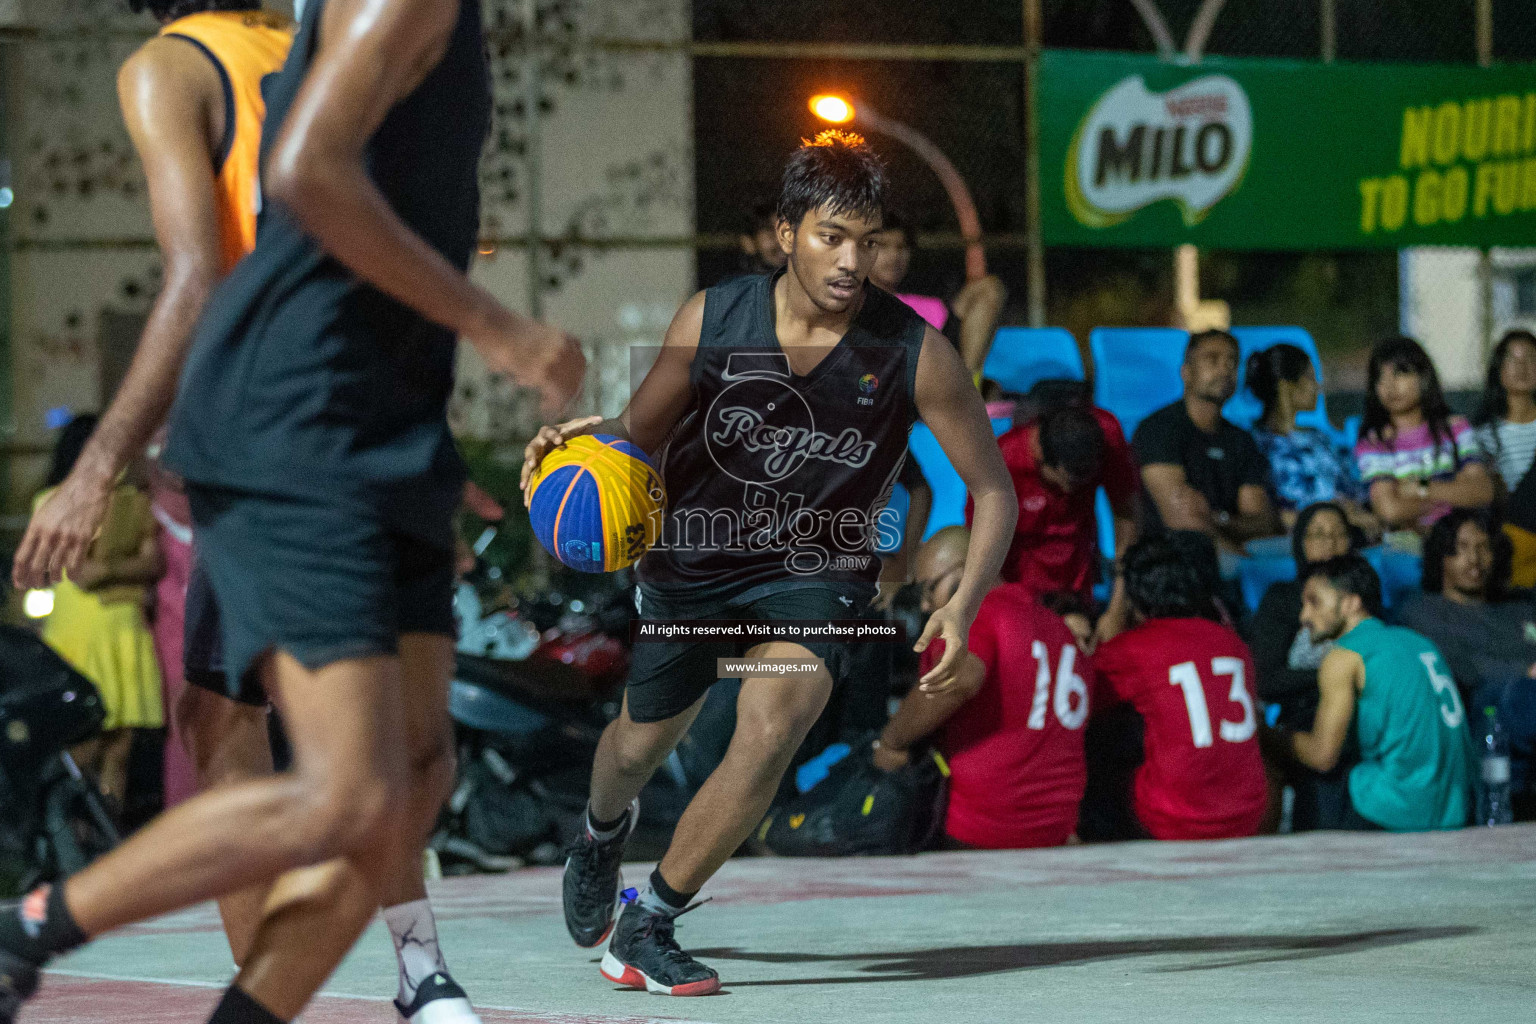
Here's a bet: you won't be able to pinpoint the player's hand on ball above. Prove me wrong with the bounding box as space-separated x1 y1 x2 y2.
520 415 605 506
914 602 970 693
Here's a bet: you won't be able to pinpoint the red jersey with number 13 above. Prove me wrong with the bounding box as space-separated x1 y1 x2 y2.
1092 617 1267 840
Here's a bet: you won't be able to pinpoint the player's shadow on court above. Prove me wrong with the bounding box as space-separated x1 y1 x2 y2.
690 926 1476 986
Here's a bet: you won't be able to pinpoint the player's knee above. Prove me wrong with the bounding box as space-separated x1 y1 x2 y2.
734 705 815 757
409 731 457 809
282 771 399 863
609 722 671 780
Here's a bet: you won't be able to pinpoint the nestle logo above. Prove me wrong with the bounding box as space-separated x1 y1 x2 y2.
1164 94 1228 120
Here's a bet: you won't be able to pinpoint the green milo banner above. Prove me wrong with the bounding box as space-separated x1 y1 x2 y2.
1040 50 1536 249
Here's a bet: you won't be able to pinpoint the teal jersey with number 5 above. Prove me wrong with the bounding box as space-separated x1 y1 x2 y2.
1340 618 1474 831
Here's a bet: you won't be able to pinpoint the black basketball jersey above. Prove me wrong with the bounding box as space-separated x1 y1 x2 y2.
637 270 928 601
163 0 490 529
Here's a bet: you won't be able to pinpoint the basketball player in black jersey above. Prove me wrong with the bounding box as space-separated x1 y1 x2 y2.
523 131 1016 996
0 1 580 1023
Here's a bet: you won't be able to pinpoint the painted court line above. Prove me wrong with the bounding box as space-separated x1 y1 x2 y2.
39 970 720 1024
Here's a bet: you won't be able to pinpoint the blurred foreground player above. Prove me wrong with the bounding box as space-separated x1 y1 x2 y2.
524 131 1015 995
0 0 581 1022
13 2 492 1019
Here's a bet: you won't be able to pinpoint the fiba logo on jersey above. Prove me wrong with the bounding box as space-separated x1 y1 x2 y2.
857 373 878 406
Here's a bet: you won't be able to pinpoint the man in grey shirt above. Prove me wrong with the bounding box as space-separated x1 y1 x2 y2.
1397 510 1536 702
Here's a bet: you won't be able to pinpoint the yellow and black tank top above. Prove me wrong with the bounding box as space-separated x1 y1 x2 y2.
159 9 294 273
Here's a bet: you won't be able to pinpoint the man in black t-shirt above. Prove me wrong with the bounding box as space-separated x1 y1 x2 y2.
1133 329 1278 556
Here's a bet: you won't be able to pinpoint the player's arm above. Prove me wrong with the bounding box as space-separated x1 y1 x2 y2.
12 39 223 591
1225 482 1279 541
872 650 985 771
1427 460 1495 509
264 0 582 414
519 291 703 502
950 274 1006 376
1289 648 1361 773
911 326 1017 690
1138 463 1214 533
874 471 930 610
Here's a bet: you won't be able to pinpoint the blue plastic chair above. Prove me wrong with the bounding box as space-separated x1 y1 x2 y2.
1090 327 1188 443
909 419 1012 541
982 327 1085 395
1227 327 1336 439
1238 554 1299 614
1364 546 1423 611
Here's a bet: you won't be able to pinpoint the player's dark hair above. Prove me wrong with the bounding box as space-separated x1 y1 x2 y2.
1246 343 1313 423
1304 553 1384 619
1121 535 1221 622
1290 501 1364 572
741 196 778 235
1039 590 1092 620
1038 406 1105 484
1362 335 1457 463
1184 328 1238 365
128 0 258 19
777 130 887 230
1420 507 1510 599
881 208 918 251
47 414 99 487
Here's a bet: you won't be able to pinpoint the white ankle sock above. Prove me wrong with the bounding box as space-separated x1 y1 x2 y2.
383 898 449 1005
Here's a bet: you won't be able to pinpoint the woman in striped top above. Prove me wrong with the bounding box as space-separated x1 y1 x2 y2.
1353 335 1493 535
1475 330 1536 586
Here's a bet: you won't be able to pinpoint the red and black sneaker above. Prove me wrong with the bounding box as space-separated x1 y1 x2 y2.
599 899 720 997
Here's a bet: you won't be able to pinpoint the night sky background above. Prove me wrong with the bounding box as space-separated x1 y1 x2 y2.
690 0 1536 377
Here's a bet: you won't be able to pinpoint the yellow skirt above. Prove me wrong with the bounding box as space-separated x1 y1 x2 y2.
42 584 164 731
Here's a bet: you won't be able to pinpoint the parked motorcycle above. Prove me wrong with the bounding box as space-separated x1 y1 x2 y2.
0 625 120 894
433 533 691 871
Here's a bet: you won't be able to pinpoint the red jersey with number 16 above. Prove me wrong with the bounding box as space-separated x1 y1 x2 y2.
922 583 1094 849
1092 617 1267 841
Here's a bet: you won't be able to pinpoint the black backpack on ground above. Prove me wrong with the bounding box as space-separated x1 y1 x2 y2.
758 740 949 857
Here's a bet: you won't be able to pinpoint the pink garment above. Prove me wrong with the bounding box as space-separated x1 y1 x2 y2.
898 293 949 331
149 487 197 808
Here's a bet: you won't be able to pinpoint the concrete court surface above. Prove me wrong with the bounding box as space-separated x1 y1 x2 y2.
24 824 1536 1024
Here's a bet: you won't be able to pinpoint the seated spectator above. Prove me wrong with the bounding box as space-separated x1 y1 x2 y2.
1474 330 1536 588
1084 535 1268 841
1283 554 1473 831
1396 510 1535 702
871 209 1007 376
1355 336 1493 536
1133 329 1279 565
1246 502 1361 729
874 527 1091 850
1247 344 1376 535
31 415 165 813
736 195 787 275
970 393 1138 639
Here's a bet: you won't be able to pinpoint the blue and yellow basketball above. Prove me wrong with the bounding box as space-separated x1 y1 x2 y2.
527 434 666 573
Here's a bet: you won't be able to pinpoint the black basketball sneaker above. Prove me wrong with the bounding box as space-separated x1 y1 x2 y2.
599 897 720 997
562 798 639 947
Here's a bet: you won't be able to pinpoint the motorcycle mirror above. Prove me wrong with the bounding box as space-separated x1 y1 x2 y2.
472 526 498 558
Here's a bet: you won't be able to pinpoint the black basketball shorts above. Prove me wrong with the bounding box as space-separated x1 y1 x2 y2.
624 581 876 724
